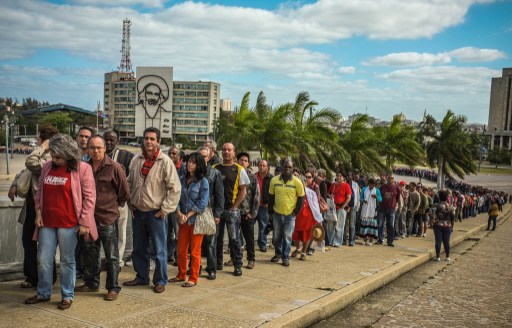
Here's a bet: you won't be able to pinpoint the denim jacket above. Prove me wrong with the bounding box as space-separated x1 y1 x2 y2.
178 176 209 225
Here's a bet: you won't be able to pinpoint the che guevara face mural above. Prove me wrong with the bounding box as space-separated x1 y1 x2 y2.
135 67 173 138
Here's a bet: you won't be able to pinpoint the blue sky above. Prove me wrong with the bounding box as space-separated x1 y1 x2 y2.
0 0 511 123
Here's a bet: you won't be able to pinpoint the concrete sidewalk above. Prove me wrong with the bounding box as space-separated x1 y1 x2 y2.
0 206 510 328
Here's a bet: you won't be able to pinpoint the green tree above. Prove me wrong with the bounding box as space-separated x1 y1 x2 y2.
38 112 73 134
373 116 425 171
487 148 511 168
339 114 387 175
422 110 477 189
286 91 346 172
216 92 258 150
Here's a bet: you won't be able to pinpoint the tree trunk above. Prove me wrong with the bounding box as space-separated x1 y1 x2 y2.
437 157 444 190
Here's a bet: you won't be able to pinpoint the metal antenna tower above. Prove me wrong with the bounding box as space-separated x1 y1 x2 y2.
118 18 133 73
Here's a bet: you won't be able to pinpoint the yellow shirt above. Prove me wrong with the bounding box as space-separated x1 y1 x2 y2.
269 175 305 215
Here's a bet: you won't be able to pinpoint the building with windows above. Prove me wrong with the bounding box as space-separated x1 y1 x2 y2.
104 68 220 144
104 71 136 140
487 67 512 150
220 98 232 112
173 81 220 144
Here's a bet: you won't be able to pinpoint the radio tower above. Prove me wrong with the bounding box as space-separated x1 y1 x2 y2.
118 18 133 74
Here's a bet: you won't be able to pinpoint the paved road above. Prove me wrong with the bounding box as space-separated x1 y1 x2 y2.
313 213 512 328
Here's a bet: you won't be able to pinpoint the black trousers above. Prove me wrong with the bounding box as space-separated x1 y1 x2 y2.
240 215 255 262
23 189 56 285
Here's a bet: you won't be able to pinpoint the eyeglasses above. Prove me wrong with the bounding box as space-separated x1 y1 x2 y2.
305 176 313 179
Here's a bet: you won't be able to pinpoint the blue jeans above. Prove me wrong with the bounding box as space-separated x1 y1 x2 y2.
217 209 243 267
82 223 120 292
272 213 296 260
378 208 396 245
132 210 168 286
256 206 269 249
348 208 357 246
37 226 77 301
326 208 347 246
433 225 451 257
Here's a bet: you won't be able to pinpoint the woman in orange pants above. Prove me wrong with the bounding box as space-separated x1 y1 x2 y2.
169 152 209 287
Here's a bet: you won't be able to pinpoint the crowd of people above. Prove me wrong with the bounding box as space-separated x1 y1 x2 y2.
7 125 509 310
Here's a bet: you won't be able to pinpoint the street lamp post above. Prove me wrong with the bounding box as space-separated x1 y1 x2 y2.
478 124 486 173
3 116 10 175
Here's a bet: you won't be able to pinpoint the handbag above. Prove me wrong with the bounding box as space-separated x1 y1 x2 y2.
323 197 337 222
16 169 32 199
193 206 216 235
318 197 329 213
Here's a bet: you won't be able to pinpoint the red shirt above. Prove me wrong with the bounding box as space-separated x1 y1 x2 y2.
329 182 352 209
42 165 78 228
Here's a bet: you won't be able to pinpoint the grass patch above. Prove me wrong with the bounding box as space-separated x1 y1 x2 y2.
478 167 512 175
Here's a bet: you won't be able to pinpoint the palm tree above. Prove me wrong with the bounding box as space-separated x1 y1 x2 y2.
373 116 426 171
339 114 387 174
216 92 258 151
286 91 347 172
422 110 477 189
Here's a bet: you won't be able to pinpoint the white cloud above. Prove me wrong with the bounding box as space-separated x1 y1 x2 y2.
447 47 506 62
365 53 451 67
366 47 506 67
293 0 485 40
338 66 356 74
69 0 166 8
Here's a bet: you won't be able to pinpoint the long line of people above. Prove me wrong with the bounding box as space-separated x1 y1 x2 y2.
8 126 509 310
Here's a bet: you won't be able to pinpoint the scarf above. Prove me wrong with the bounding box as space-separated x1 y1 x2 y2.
141 148 160 178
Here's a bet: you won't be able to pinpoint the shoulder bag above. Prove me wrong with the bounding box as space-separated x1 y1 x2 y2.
16 169 32 199
193 206 216 235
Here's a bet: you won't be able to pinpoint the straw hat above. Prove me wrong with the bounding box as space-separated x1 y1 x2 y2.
311 223 325 243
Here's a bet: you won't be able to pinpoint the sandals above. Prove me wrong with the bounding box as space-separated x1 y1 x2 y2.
58 299 73 310
182 281 196 288
291 248 302 258
299 253 307 261
168 277 186 283
21 281 34 288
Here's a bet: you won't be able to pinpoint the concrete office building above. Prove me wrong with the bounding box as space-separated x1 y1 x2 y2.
220 98 232 112
104 71 136 141
173 81 220 144
487 67 512 150
104 68 220 144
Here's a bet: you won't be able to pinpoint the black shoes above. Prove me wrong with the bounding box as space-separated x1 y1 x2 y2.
233 267 242 276
270 255 280 263
207 272 217 280
282 259 290 267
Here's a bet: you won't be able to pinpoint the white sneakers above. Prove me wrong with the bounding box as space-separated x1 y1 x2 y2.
445 257 451 261
433 257 441 261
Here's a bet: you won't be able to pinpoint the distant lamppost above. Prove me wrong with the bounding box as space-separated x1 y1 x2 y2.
1 114 10 175
9 107 17 159
478 124 486 173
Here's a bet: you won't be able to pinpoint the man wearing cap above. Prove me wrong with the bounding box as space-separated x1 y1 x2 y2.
406 182 421 236
377 175 400 246
395 180 409 239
